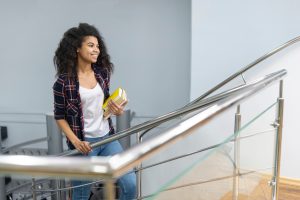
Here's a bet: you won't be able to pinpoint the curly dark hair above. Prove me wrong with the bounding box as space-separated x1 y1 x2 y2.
53 23 113 77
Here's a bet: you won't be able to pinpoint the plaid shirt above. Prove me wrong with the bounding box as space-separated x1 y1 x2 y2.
53 65 115 150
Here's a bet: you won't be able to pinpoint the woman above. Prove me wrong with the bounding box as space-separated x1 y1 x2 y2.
53 23 136 200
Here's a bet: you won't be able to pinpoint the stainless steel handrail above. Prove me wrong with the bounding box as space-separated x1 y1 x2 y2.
135 35 300 143
59 69 286 157
187 35 300 105
134 35 299 154
2 137 48 154
59 27 298 155
5 70 285 197
0 70 286 180
139 126 278 172
3 36 299 158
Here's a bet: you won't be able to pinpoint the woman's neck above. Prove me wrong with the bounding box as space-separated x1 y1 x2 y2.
77 60 93 74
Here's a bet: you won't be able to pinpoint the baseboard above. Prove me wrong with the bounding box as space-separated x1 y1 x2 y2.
221 174 300 200
278 175 300 187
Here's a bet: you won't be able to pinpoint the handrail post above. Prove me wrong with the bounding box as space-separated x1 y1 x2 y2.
32 178 37 200
136 132 142 200
0 132 6 200
104 179 116 200
116 109 132 150
46 113 65 200
271 80 284 200
232 105 241 200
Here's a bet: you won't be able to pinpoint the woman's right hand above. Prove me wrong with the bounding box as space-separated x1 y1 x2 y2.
55 119 92 154
72 139 92 154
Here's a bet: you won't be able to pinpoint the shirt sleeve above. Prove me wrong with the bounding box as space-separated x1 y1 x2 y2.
106 68 111 94
53 77 66 120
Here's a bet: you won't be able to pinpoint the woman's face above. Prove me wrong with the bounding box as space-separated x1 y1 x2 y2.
77 36 100 64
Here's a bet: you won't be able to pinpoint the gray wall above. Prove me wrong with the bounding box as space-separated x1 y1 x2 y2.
0 1 191 148
0 2 191 196
0 1 191 196
0 0 190 116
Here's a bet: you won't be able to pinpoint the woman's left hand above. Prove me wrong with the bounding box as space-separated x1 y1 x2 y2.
107 100 128 116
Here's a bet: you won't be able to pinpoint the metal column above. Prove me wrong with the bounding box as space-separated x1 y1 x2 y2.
32 178 37 200
116 109 132 150
0 129 6 200
232 105 241 200
272 80 284 200
136 132 142 200
46 113 65 200
104 179 116 200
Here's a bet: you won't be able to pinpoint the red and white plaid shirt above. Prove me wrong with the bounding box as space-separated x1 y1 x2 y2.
53 64 115 150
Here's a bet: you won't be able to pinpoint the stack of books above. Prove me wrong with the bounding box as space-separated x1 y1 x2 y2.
103 87 127 119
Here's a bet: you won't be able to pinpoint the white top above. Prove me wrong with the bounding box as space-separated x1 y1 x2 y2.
79 83 110 138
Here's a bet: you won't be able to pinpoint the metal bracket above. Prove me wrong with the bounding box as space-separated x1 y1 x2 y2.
241 73 247 84
270 122 280 128
268 180 276 187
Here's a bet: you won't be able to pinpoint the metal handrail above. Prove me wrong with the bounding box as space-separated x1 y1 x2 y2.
135 35 300 141
60 35 300 157
15 127 278 194
187 35 300 105
2 137 48 154
0 69 286 180
60 69 286 157
2 36 299 158
140 126 277 172
134 35 300 143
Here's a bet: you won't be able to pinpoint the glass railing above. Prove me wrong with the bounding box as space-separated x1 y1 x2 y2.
0 70 285 200
1 33 298 199
144 100 278 200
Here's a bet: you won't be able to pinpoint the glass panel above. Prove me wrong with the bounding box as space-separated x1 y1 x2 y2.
236 102 277 200
139 101 278 200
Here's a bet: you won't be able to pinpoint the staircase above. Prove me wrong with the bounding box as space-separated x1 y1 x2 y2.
221 176 300 200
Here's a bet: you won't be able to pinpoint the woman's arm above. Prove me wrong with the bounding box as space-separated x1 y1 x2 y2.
53 78 91 154
56 119 91 154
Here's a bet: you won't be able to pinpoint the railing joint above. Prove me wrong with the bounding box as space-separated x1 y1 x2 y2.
268 180 276 187
270 122 280 128
241 73 247 84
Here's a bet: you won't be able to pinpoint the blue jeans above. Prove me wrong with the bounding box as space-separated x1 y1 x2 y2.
72 136 137 200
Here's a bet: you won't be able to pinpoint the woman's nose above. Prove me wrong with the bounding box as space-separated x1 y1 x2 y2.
93 47 98 51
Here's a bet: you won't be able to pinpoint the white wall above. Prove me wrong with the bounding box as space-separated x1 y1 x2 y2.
191 0 300 179
0 0 191 148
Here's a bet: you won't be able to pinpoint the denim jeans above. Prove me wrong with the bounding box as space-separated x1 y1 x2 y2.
71 136 137 200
